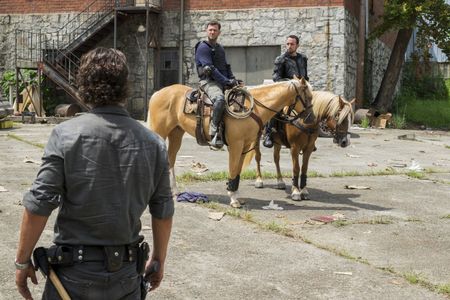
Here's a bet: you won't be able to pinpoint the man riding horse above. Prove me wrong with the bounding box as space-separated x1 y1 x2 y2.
263 34 309 148
194 20 242 149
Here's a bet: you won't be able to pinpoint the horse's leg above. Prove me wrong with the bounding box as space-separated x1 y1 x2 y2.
290 142 302 201
227 141 246 208
274 143 286 189
299 144 314 200
167 126 185 197
254 142 264 188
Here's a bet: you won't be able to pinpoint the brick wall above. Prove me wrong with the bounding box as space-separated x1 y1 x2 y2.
163 0 344 11
0 1 93 14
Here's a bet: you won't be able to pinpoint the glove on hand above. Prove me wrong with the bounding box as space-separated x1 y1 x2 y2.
225 79 238 89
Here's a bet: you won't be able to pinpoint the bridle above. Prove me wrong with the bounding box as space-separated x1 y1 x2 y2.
324 107 351 141
253 80 313 125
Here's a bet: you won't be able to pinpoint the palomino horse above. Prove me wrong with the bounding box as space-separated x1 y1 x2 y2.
148 77 314 208
252 91 355 201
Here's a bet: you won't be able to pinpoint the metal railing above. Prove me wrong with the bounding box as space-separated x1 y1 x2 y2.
15 0 158 82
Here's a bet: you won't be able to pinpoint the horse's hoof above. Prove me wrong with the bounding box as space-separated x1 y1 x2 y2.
255 181 264 188
230 201 241 208
277 182 286 190
291 193 302 201
238 199 246 205
300 193 310 200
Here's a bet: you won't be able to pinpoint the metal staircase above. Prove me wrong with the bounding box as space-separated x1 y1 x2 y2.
15 0 159 111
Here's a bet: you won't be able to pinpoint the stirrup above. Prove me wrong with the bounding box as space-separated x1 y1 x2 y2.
210 133 224 150
263 136 273 148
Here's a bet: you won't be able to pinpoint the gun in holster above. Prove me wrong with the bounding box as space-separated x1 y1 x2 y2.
138 242 150 299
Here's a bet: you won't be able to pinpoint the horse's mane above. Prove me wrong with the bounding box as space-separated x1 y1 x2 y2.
247 80 291 90
312 91 354 125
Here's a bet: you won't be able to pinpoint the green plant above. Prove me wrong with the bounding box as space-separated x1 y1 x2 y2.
1 70 38 100
360 117 370 128
390 113 407 129
405 171 426 179
437 283 450 295
394 63 450 129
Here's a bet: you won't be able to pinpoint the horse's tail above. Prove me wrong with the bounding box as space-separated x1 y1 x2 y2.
241 149 255 171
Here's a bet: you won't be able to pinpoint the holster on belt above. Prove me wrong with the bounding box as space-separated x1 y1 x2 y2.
136 242 150 275
103 246 125 272
46 245 74 267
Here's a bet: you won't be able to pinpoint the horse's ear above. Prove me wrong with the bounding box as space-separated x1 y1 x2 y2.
349 98 356 105
300 77 306 85
338 96 345 109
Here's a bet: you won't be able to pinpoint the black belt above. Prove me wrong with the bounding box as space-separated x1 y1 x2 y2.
46 244 138 265
72 245 138 263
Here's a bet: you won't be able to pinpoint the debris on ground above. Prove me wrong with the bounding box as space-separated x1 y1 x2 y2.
345 185 371 190
309 213 347 224
262 200 283 210
310 215 336 223
23 157 40 164
346 153 361 158
390 163 407 168
208 212 225 221
0 186 8 192
367 162 378 167
407 159 423 171
398 134 416 141
334 271 353 276
190 161 208 173
176 191 209 203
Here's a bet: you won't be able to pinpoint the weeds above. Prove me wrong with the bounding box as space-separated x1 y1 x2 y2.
198 201 221 210
404 271 422 284
357 216 394 225
405 216 423 222
7 133 45 149
331 220 351 227
390 113 407 129
262 221 293 236
360 117 370 128
225 209 241 218
405 171 426 179
437 283 450 295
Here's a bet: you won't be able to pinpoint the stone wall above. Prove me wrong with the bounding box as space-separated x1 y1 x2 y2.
162 7 349 97
0 13 150 118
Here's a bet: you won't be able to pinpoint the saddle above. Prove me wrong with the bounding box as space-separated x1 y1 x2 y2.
184 88 213 146
272 118 291 149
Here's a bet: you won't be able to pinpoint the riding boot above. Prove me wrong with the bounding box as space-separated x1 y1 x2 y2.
263 118 275 148
210 95 225 149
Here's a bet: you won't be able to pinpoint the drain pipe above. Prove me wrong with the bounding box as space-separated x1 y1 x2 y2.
178 0 184 84
355 0 366 108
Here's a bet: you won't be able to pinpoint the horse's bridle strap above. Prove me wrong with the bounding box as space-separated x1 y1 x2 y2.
249 112 264 135
291 121 318 135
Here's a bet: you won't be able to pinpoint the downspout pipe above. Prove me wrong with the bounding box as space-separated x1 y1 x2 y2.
355 0 366 108
178 0 184 84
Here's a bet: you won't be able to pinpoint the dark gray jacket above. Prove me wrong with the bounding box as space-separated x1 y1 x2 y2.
273 52 308 82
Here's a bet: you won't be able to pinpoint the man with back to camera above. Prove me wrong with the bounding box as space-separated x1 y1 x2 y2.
15 47 174 300
263 34 309 148
195 20 241 149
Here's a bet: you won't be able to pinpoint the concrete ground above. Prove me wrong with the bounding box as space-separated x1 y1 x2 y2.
0 123 449 299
